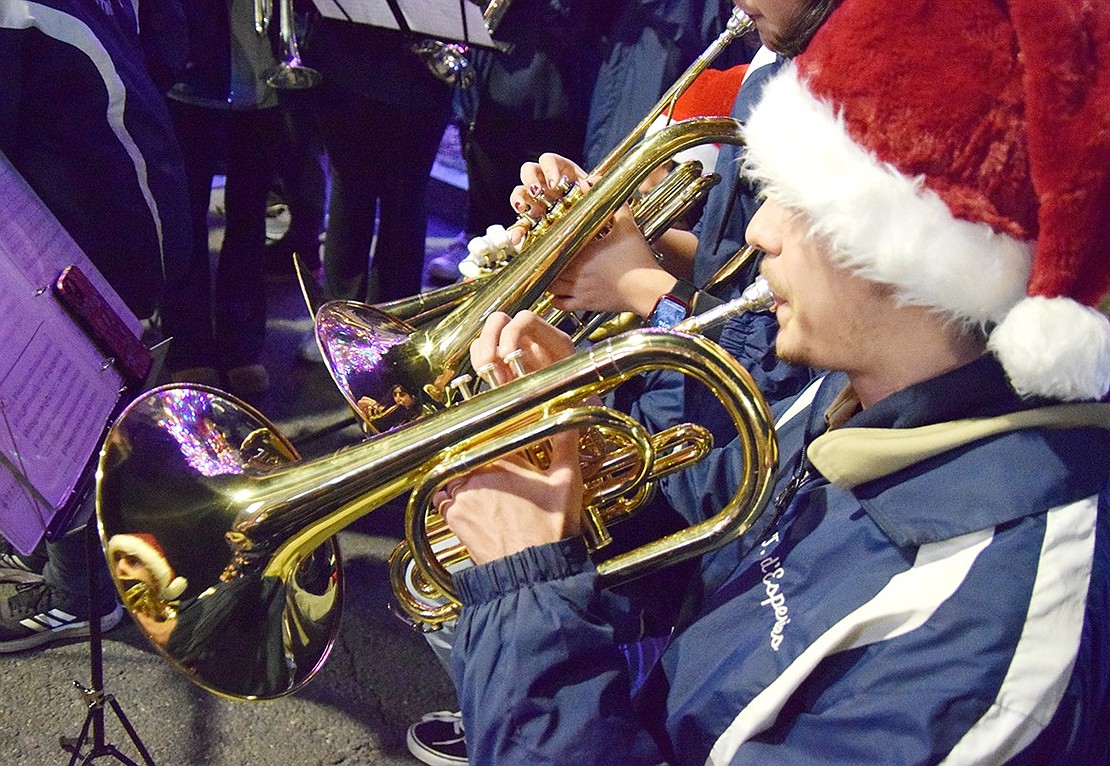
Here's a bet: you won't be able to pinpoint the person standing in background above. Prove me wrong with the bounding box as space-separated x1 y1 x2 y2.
424 0 606 286
159 0 284 396
0 0 190 652
301 12 454 307
583 0 747 169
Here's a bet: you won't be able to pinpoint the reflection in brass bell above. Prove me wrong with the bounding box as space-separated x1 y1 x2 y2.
412 39 476 89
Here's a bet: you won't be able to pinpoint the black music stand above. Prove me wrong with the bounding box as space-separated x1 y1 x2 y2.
313 0 500 49
0 163 159 762
47 265 159 765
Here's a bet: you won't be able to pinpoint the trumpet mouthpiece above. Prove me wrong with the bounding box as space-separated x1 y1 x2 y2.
673 276 774 335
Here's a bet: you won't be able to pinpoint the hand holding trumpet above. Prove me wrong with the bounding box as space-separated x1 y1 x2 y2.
434 312 585 564
510 152 698 317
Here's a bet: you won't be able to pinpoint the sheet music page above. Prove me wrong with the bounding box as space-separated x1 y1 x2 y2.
0 155 128 554
397 0 494 45
311 0 495 45
311 0 401 28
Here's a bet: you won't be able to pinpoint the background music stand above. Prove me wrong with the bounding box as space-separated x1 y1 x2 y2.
312 0 500 49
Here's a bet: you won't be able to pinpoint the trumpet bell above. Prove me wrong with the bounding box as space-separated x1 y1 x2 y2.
314 300 439 433
265 60 323 90
97 385 342 700
412 39 476 89
263 0 322 90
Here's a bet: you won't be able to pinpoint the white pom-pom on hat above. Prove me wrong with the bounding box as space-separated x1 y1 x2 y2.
989 297 1110 401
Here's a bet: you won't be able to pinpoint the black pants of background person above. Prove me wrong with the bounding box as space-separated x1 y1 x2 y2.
267 88 328 277
464 99 589 238
160 99 282 378
315 83 452 305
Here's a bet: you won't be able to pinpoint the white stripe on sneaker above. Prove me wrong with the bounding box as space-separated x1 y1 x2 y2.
20 609 79 632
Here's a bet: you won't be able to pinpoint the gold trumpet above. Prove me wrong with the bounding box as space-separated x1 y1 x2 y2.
96 280 776 700
314 117 748 436
368 8 753 324
365 157 717 332
310 10 754 433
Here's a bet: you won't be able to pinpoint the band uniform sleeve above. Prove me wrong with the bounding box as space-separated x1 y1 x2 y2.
451 539 668 765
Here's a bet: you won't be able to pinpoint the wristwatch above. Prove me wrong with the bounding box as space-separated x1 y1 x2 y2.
647 280 697 328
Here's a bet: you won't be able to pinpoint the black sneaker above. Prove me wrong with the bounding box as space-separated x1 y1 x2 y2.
0 581 124 653
425 233 471 287
406 710 468 766
0 539 47 583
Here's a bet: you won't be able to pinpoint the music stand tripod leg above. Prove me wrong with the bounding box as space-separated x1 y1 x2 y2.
58 520 155 766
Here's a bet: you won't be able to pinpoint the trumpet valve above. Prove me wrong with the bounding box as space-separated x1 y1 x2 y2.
502 349 556 471
447 373 476 404
502 349 528 379
474 362 499 390
526 183 557 212
580 505 612 551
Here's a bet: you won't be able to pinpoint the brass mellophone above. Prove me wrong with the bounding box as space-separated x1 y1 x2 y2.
96 281 776 700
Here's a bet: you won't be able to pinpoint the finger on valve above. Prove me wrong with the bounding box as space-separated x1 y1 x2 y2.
469 312 514 383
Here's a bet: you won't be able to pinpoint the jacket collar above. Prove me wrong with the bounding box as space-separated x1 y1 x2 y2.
804 357 1110 545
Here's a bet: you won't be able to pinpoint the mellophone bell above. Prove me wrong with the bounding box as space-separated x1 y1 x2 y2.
94 8 785 700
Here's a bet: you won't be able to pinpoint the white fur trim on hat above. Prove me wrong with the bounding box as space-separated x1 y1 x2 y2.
743 64 1033 326
988 297 1110 401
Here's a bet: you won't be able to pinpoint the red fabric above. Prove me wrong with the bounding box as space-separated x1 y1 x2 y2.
1011 0 1110 305
667 64 749 121
794 0 1110 309
796 0 1034 239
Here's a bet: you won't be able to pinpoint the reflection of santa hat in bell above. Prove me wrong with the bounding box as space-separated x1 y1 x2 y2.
648 63 749 172
107 533 188 600
743 0 1110 401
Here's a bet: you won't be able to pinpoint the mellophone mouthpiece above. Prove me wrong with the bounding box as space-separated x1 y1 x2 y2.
672 276 774 335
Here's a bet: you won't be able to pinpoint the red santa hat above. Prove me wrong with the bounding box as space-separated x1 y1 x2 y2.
107 533 188 600
649 63 749 172
743 0 1110 401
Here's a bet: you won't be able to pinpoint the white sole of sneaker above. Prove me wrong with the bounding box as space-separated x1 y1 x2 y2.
405 727 469 766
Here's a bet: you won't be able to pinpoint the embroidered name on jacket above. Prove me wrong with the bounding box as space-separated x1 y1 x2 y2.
757 533 791 650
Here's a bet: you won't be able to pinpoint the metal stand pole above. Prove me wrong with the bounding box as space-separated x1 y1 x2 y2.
59 523 155 765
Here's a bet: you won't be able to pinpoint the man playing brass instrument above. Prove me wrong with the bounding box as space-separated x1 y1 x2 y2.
408 4 838 761
432 0 1110 763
